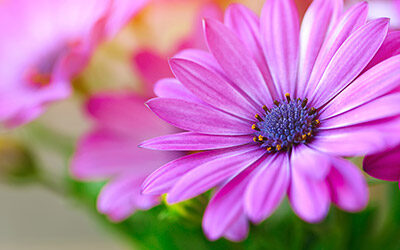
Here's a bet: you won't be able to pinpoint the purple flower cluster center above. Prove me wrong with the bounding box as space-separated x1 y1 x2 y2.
252 95 319 152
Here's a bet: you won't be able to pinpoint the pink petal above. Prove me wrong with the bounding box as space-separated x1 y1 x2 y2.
320 55 400 119
103 0 149 37
328 157 368 212
310 18 390 108
153 78 204 104
364 30 400 71
170 58 259 120
167 146 265 203
260 0 299 96
146 98 252 135
364 145 400 182
244 154 289 223
87 94 172 136
177 3 223 51
304 2 368 97
132 49 172 92
174 49 224 77
311 117 400 157
140 132 250 151
2 105 44 128
321 93 400 129
223 215 249 242
142 146 255 195
288 163 330 223
97 175 159 222
71 93 176 180
297 0 342 96
224 3 277 99
71 128 172 180
202 156 264 241
203 18 272 108
290 145 331 180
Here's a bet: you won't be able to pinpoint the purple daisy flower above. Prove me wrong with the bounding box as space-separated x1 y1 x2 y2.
141 0 400 241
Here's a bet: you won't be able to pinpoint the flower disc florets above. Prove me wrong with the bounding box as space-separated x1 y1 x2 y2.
252 94 320 152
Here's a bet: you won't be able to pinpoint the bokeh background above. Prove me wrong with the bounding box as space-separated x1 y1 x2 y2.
1 0 399 249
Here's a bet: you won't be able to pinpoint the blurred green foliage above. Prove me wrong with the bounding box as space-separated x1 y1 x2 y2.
68 177 400 250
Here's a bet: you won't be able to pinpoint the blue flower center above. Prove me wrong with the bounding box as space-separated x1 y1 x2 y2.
252 94 319 152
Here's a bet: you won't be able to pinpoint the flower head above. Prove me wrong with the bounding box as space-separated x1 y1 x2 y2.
0 0 148 126
141 0 400 241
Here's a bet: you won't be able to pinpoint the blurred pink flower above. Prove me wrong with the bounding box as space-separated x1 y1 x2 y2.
71 93 179 221
132 2 223 93
140 0 400 241
0 0 148 126
70 1 223 223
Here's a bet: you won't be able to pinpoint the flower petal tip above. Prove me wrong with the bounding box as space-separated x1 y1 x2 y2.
165 194 180 205
140 185 153 196
202 224 220 242
137 140 153 149
300 213 327 224
202 17 219 31
140 177 153 195
247 214 265 225
144 98 158 110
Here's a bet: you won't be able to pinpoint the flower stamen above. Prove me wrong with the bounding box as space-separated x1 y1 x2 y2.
255 114 264 122
251 124 260 131
252 94 320 153
285 93 291 103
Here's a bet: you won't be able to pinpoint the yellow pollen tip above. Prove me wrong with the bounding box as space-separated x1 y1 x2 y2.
267 147 272 151
285 93 291 102
252 124 260 131
255 114 263 122
253 136 258 142
262 105 269 112
315 119 320 125
307 132 312 137
309 107 316 115
276 144 282 151
258 135 264 141
302 134 307 140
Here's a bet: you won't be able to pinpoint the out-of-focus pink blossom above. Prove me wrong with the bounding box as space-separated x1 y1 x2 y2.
71 1 223 223
132 2 223 92
0 0 148 126
71 93 179 221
